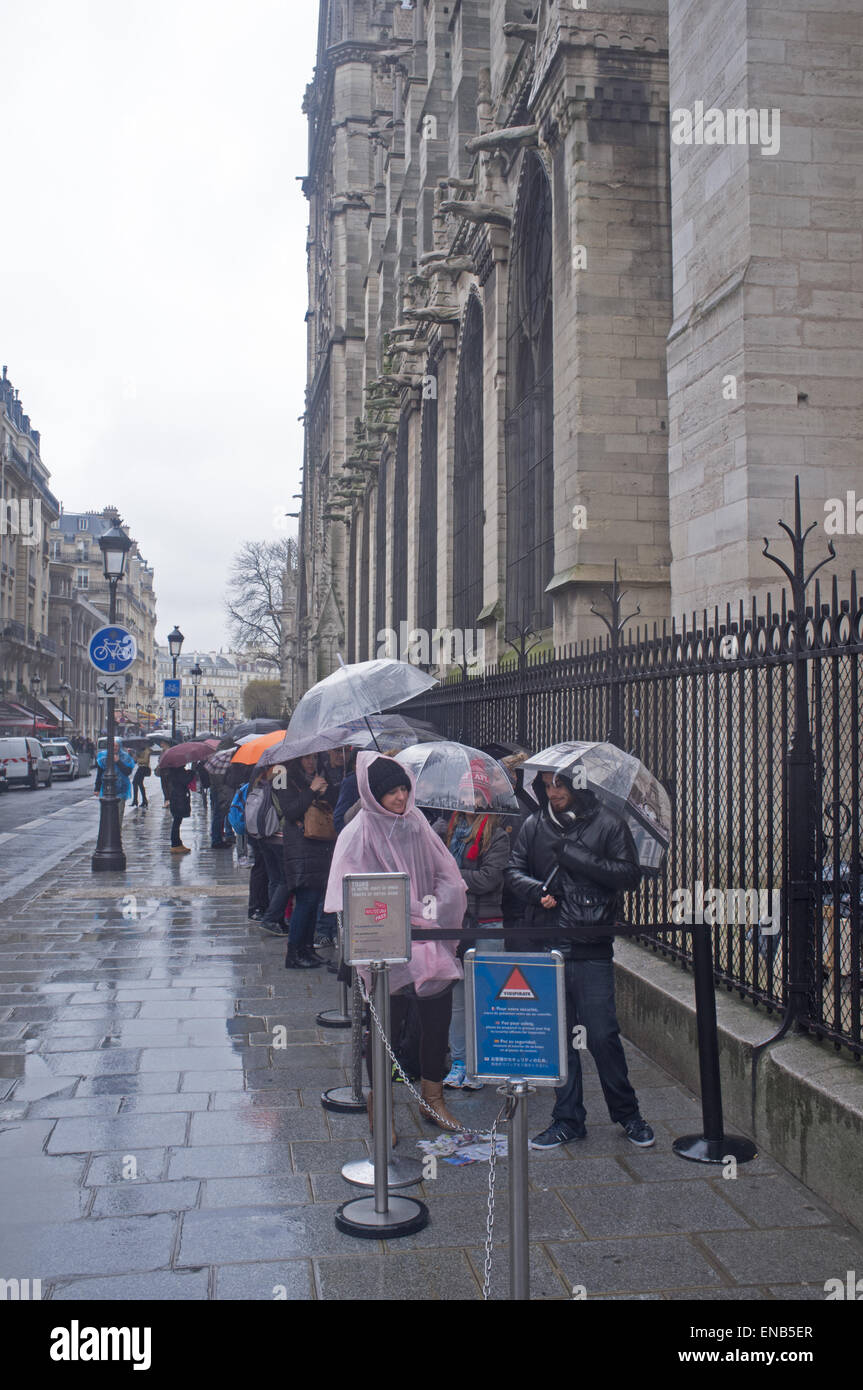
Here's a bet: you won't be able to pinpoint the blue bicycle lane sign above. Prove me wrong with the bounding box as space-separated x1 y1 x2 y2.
88 625 137 674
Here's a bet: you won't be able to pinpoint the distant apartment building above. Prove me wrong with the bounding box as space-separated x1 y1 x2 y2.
46 561 105 740
155 648 278 733
0 367 61 716
49 507 158 732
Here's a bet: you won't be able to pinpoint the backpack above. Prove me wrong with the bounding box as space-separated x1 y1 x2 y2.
228 783 249 836
244 783 268 837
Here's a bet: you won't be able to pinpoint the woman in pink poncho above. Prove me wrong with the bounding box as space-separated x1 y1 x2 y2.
324 752 467 1135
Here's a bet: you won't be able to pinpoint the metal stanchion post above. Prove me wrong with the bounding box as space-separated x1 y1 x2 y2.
673 923 758 1164
507 1080 530 1300
335 964 428 1237
321 972 369 1113
372 972 390 1215
316 913 351 1029
341 965 424 1191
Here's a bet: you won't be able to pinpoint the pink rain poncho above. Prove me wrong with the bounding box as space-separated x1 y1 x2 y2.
324 752 467 995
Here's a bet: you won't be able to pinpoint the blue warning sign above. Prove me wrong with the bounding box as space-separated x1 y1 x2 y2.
465 951 567 1086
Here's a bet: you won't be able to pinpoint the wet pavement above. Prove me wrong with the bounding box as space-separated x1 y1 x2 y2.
1 795 861 1301
0 772 100 903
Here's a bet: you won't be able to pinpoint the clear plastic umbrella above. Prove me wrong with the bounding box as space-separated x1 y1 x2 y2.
285 659 437 742
254 714 443 770
395 742 519 814
521 741 671 872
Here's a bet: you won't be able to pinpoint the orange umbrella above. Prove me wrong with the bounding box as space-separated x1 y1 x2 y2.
230 729 289 765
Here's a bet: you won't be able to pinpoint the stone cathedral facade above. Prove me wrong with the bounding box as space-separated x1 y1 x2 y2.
291 0 862 694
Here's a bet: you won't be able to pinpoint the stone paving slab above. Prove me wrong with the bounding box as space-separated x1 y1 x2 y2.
0 799 860 1301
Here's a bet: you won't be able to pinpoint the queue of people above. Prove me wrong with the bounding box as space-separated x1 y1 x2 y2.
193 735 655 1153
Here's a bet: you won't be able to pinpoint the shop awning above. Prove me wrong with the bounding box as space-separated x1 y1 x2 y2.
38 697 68 724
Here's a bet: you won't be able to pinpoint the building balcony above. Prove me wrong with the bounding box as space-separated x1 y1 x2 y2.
0 621 56 656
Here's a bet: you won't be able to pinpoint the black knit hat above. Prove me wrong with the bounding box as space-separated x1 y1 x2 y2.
367 756 411 805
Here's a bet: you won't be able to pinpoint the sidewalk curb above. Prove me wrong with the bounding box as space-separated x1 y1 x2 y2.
614 938 863 1235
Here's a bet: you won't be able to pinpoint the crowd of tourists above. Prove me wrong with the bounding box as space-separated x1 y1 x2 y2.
221 739 656 1152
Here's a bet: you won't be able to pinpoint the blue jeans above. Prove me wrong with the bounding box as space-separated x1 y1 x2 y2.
551 958 640 1127
315 896 338 943
288 886 322 949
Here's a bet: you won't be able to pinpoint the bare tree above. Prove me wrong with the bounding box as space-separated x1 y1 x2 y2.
224 539 293 666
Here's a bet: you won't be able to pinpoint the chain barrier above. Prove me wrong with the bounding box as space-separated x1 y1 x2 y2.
360 975 511 1300
482 1091 516 1301
350 971 365 1103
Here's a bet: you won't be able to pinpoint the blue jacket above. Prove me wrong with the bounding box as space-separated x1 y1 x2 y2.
95 748 135 801
333 772 359 833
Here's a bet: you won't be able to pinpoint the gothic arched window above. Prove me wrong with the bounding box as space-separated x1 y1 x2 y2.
391 412 409 629
359 503 370 660
504 152 554 631
374 448 389 640
453 296 484 631
346 510 357 662
417 362 438 638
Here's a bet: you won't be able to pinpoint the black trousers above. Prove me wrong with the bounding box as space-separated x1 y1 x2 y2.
170 814 184 847
551 959 640 1127
366 985 453 1086
131 768 149 805
247 835 270 913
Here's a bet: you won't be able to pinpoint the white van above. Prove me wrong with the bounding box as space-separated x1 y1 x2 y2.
0 736 53 788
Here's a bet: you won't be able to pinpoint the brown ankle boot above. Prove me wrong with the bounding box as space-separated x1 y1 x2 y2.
420 1078 460 1131
366 1090 398 1148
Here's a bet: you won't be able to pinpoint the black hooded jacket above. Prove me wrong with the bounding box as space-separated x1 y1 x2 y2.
504 782 641 960
272 760 339 891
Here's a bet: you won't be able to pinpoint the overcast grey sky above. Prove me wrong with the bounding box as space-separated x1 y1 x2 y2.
1 0 318 650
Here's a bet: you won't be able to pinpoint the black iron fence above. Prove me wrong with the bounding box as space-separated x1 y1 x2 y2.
405 488 862 1058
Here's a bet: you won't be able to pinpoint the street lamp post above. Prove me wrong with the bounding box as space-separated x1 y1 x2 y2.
30 674 41 737
206 690 214 733
167 625 184 741
92 521 133 873
190 663 203 739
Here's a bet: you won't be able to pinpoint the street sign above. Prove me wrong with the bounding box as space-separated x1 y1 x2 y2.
163 678 181 698
89 625 137 674
342 873 411 965
164 696 180 711
96 676 130 698
465 950 567 1086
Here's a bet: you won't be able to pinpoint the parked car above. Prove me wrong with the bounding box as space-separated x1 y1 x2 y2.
0 736 53 788
40 740 80 780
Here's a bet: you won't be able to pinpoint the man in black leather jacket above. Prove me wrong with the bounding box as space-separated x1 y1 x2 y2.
505 771 655 1149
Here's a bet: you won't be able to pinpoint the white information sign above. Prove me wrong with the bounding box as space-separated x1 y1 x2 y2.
342 873 411 965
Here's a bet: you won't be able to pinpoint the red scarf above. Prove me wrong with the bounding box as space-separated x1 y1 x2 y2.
466 815 489 861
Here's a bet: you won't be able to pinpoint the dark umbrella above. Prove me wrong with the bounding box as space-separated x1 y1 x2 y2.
158 739 220 769
204 746 239 775
480 739 531 761
229 718 287 741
